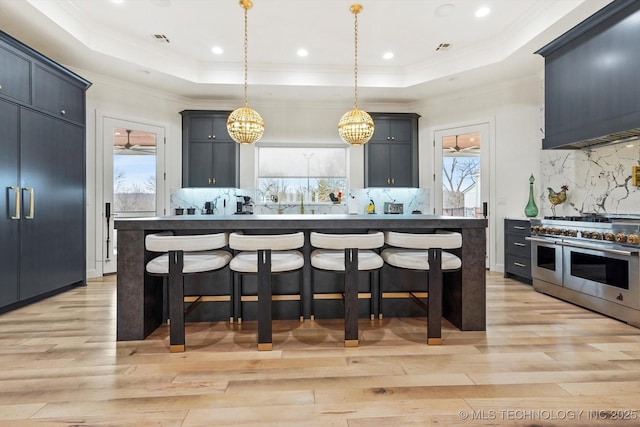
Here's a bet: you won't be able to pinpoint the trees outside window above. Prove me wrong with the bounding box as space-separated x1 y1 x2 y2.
257 147 348 203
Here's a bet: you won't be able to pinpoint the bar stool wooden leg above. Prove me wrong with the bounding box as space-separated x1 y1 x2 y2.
168 250 186 352
371 269 379 320
234 272 242 324
257 249 273 351
344 248 359 347
427 248 443 345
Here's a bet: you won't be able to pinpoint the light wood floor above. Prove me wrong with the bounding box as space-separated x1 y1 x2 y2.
1 273 640 426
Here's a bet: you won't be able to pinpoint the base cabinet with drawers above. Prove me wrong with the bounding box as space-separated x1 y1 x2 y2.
504 218 532 283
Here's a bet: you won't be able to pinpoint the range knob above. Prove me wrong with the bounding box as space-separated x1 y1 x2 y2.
581 231 591 238
567 229 578 237
590 232 602 240
627 234 640 245
615 233 627 243
604 232 615 242
552 228 560 235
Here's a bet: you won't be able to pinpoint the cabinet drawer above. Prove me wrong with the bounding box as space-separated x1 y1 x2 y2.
33 64 85 123
505 233 530 258
504 254 532 279
0 45 31 104
505 219 530 235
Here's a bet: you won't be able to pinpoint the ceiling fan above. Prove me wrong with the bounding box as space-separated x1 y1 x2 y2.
115 129 156 154
447 135 479 153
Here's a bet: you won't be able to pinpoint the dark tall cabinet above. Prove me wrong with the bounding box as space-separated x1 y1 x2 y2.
181 110 239 188
0 30 90 311
364 113 419 187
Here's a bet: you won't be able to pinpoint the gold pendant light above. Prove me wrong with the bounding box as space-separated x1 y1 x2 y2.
338 4 374 146
227 0 264 145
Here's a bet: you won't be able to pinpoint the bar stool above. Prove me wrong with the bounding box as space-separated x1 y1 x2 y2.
229 231 305 351
145 232 232 352
381 230 462 345
310 231 384 347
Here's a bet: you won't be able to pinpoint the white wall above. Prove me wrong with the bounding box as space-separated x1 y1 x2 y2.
412 75 544 272
81 68 543 278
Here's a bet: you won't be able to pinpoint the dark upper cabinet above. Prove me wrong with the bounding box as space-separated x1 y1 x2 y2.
365 113 419 187
33 64 86 124
181 110 239 187
0 44 31 104
536 0 640 149
0 30 90 311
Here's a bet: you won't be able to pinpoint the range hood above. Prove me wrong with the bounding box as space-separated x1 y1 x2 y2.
559 128 640 150
536 0 640 150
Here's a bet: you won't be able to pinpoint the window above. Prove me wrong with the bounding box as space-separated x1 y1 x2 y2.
113 128 157 215
257 146 348 203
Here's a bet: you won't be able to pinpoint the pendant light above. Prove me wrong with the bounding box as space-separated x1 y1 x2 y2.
338 4 374 146
227 0 264 145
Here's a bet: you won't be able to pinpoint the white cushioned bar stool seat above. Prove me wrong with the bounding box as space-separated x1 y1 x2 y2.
145 232 232 353
229 231 305 351
310 231 384 347
381 249 461 271
381 230 462 345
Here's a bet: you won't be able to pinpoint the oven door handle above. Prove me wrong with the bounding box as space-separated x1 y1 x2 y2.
560 240 639 256
525 236 562 245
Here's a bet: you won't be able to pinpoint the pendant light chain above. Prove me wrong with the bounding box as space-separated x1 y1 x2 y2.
243 5 249 107
353 9 359 110
227 0 264 145
337 3 374 146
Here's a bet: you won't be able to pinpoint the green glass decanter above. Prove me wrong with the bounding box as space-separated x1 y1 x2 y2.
525 174 539 217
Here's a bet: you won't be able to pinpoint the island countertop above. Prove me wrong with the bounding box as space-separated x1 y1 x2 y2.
115 213 488 230
115 214 487 341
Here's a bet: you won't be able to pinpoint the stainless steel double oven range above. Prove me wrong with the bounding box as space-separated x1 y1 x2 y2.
528 215 640 327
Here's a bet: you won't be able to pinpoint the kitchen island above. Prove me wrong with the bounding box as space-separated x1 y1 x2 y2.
114 214 487 341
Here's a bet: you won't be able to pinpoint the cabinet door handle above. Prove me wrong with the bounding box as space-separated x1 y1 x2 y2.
60 109 66 116
24 187 35 219
513 226 526 230
208 178 212 184
513 262 527 268
10 186 20 219
212 178 216 185
391 178 395 184
208 134 216 140
386 178 390 184
513 242 525 247
0 84 3 90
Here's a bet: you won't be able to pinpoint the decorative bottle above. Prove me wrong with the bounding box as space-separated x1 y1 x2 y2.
524 174 539 217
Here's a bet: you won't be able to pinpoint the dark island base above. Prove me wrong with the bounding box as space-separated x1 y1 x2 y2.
115 214 487 341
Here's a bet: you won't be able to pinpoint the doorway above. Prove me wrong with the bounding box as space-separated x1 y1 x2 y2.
433 122 492 268
102 117 166 274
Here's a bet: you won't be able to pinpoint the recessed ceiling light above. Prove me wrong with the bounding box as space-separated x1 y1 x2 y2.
382 52 394 60
434 4 455 17
475 6 491 18
297 48 308 57
110 0 125 4
211 46 223 55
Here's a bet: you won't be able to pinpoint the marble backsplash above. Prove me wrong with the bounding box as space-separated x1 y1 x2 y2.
170 187 429 216
540 142 640 216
